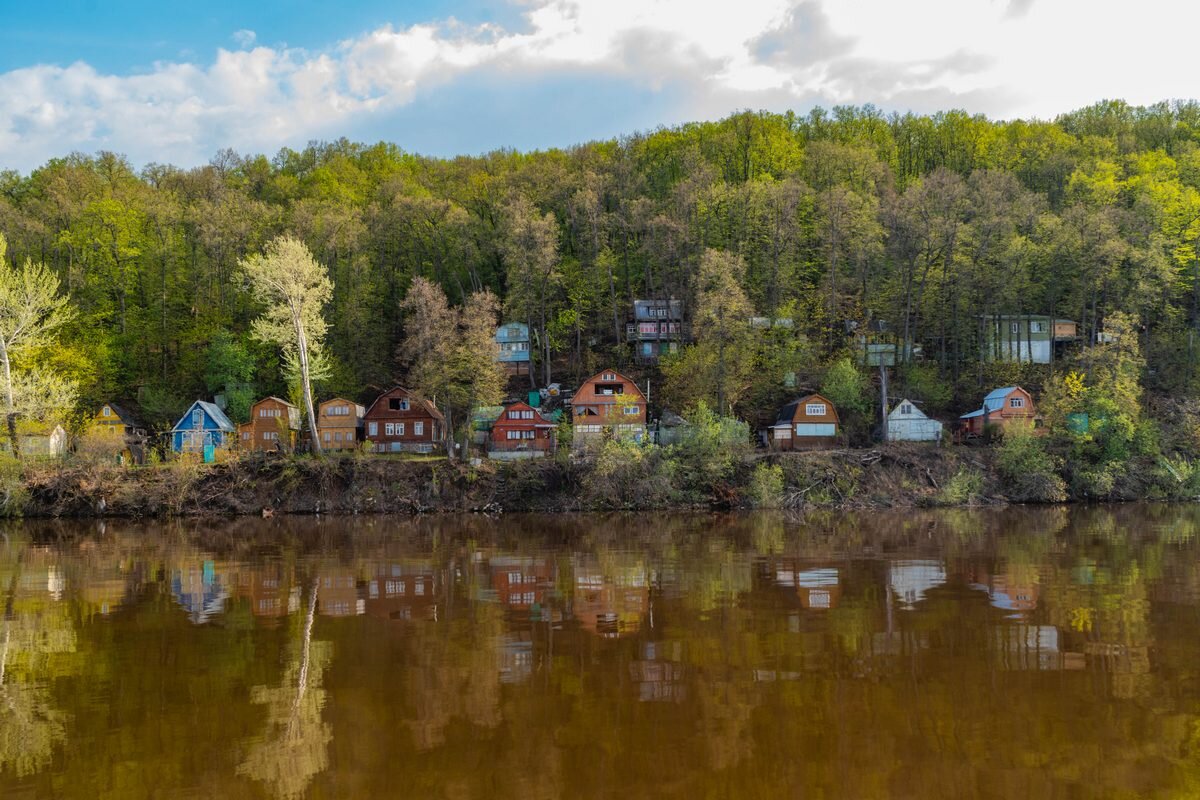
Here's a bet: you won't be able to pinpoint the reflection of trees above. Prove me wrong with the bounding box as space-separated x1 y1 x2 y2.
0 550 75 778
238 581 332 799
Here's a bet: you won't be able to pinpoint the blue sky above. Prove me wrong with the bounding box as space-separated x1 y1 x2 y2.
0 0 1194 171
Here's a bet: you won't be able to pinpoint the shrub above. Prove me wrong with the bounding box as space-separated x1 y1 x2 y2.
937 469 983 506
746 462 785 508
995 428 1065 503
671 401 750 494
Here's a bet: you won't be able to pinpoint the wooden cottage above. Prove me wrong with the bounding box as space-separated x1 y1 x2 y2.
10 421 68 458
243 396 300 453
317 397 365 452
86 403 147 463
363 387 445 454
982 315 1078 364
768 393 840 450
886 399 943 442
959 386 1041 438
171 401 236 454
570 368 648 447
487 401 556 459
495 322 532 376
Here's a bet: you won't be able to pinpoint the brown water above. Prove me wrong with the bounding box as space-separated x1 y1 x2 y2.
2 507 1200 799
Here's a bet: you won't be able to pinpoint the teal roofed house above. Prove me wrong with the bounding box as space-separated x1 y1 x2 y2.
495 323 531 376
172 400 236 454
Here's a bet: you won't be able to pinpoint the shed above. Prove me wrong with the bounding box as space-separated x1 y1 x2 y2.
886 399 943 442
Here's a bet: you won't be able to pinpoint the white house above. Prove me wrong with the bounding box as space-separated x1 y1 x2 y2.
886 398 943 442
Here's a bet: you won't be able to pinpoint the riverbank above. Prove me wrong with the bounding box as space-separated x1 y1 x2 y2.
12 442 1194 518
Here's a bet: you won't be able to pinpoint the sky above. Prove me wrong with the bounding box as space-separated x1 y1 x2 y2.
0 0 1196 172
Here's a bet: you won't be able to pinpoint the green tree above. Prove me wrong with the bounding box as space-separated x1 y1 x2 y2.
238 236 332 455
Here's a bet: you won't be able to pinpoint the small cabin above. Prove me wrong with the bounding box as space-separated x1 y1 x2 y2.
487 401 556 460
886 399 943 442
959 386 1041 438
768 393 840 450
171 401 236 454
363 387 445 454
244 397 300 453
317 398 366 452
981 315 1078 364
86 403 147 463
495 323 532 376
570 368 648 447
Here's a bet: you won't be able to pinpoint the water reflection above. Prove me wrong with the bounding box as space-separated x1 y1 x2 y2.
0 506 1200 797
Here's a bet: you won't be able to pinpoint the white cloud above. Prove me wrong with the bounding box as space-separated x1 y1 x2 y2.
232 29 257 48
1 0 1198 170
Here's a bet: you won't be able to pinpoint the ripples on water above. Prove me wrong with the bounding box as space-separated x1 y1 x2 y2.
1 506 1200 799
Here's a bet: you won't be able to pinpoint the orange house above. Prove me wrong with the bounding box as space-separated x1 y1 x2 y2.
317 397 366 452
959 386 1041 438
768 393 841 450
571 368 648 447
243 397 300 452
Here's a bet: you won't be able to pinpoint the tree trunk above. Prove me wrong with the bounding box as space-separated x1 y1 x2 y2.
0 349 18 460
296 324 323 457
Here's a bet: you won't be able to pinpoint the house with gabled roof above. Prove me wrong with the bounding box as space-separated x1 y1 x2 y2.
363 387 445 454
87 402 148 463
172 400 236 454
570 368 648 447
886 399 943 442
768 393 840 450
959 386 1041 438
487 401 557 459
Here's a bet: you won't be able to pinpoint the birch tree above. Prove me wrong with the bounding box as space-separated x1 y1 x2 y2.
0 234 76 457
238 236 332 455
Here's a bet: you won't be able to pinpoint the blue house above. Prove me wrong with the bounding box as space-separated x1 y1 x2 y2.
495 322 531 376
171 400 236 454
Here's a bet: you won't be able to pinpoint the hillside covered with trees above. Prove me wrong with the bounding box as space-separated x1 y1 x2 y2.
2 100 1200 465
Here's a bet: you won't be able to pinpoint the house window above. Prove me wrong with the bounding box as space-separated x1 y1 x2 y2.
1009 322 1020 334
397 423 406 436
389 398 411 411
1031 321 1047 333
368 422 378 436
243 432 251 440
334 432 343 442
805 403 827 416
624 406 639 416
901 404 913 415
385 423 395 436
192 409 202 428
414 421 423 436
323 431 331 442
1010 397 1025 408
102 406 111 417
639 322 658 335
603 372 616 381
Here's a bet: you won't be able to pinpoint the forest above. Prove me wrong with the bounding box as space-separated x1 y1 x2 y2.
2 99 1200 458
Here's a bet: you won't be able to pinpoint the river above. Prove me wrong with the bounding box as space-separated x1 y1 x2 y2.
1 506 1199 798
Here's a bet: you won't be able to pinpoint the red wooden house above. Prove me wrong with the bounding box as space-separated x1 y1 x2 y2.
958 386 1042 438
768 393 841 450
570 368 648 448
487 401 557 459
363 387 445 454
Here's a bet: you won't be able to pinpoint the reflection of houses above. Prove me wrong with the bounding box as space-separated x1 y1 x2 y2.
888 560 946 609
982 315 1077 364
489 556 555 609
318 568 363 617
993 624 1085 671
630 641 686 702
499 633 534 684
172 560 229 624
767 560 842 609
969 567 1039 614
627 299 684 362
495 322 532 376
232 564 296 622
573 563 649 638
364 561 438 621
768 393 840 450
